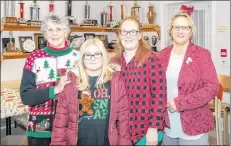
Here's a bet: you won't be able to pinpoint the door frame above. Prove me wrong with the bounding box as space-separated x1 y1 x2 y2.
160 1 217 61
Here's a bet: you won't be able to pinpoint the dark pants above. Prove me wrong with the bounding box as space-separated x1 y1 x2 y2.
28 136 51 146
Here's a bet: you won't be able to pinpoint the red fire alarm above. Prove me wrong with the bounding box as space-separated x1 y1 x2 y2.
220 49 227 57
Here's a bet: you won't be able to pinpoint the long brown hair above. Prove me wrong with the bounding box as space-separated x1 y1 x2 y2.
113 17 152 67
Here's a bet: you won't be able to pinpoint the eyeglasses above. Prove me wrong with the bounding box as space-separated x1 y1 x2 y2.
46 28 65 34
120 29 140 36
172 26 191 31
83 53 102 60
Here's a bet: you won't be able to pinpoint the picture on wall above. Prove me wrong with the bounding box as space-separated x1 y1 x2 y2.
34 33 47 50
95 35 108 48
84 33 95 40
2 38 15 52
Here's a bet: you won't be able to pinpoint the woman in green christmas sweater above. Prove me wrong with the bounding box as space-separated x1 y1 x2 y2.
20 13 79 146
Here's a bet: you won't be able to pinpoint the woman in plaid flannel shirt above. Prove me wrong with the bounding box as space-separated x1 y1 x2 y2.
112 17 168 145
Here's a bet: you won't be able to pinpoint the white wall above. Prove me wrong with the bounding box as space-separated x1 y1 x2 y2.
212 1 230 76
1 59 26 82
1 1 162 82
212 1 230 104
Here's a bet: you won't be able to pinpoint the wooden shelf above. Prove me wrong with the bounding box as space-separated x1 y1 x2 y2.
1 24 160 35
1 24 160 60
2 49 114 60
3 52 30 59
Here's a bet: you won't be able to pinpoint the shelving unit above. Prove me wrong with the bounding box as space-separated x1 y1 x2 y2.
2 49 114 60
1 24 160 60
1 24 160 34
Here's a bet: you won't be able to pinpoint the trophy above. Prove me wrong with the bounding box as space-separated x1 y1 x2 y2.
120 1 127 21
131 0 141 21
84 1 90 20
49 0 54 12
100 9 108 26
7 31 16 52
106 2 118 27
81 1 98 26
147 3 156 25
19 0 24 18
107 2 115 22
2 1 17 25
151 35 158 52
65 0 74 24
29 0 40 21
18 0 27 25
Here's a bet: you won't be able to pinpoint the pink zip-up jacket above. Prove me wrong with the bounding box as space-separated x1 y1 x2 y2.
50 71 131 145
159 42 219 135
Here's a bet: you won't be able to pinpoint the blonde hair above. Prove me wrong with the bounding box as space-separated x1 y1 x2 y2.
77 38 113 90
167 14 197 37
113 17 152 67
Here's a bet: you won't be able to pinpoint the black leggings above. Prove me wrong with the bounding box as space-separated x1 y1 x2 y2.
27 136 51 146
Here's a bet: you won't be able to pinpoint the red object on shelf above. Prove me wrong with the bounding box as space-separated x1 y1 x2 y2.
49 3 54 12
109 6 112 21
19 2 24 18
121 5 124 20
107 3 114 22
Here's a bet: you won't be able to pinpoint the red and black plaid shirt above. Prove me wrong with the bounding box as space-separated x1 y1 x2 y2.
120 52 167 143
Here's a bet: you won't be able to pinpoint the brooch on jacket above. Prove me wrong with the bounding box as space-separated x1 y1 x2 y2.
186 57 193 64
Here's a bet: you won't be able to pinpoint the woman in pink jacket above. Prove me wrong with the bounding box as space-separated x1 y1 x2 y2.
159 14 219 145
50 38 131 145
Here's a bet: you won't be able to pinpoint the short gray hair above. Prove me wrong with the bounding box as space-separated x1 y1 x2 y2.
40 13 71 39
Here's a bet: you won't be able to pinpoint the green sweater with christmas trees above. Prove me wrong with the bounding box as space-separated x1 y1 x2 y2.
20 42 79 138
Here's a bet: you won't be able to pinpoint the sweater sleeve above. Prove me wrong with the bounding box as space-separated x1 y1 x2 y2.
148 54 167 130
117 78 132 145
20 69 56 106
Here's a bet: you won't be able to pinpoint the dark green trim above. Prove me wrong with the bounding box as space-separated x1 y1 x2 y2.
44 46 73 56
26 131 52 138
49 86 56 99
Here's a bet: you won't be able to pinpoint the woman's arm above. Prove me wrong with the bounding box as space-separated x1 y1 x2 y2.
50 91 69 145
148 55 167 130
20 69 56 106
117 78 132 145
174 49 220 111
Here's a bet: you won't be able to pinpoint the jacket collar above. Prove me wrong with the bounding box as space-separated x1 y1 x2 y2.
161 42 196 71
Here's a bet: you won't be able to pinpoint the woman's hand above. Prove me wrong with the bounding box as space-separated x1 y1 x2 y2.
146 128 158 145
54 73 71 95
167 99 177 113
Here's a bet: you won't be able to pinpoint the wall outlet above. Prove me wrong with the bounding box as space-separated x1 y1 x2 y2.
221 59 229 67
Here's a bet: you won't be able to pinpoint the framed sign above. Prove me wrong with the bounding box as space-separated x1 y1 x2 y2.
34 33 46 50
2 38 15 52
95 35 108 48
84 33 95 40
